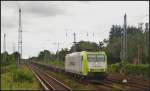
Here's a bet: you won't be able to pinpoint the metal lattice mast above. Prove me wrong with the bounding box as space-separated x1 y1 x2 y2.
93 32 94 42
3 34 6 62
18 8 22 68
3 34 6 53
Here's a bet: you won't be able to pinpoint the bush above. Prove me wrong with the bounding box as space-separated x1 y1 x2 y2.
124 64 149 77
13 67 33 82
108 63 149 78
108 63 122 73
1 64 17 74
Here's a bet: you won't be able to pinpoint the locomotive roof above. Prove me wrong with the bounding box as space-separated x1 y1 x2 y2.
66 51 106 56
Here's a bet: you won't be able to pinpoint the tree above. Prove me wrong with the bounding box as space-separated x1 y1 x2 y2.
37 50 55 61
1 52 20 66
105 25 148 64
70 41 100 52
57 48 70 61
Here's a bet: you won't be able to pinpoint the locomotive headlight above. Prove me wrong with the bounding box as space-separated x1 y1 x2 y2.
96 62 97 64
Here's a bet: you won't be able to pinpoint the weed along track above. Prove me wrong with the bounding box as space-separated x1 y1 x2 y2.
28 63 72 90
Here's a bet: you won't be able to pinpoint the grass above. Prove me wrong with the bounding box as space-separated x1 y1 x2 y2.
1 64 42 90
1 65 16 74
40 60 65 67
112 84 124 91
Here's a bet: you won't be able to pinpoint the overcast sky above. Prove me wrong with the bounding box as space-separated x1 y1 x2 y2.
1 1 149 59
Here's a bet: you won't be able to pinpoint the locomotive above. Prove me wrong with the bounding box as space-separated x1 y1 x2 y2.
65 51 107 80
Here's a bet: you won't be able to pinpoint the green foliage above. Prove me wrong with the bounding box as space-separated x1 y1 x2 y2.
108 63 122 73
1 65 16 74
105 25 149 64
1 64 41 90
13 67 33 83
108 63 149 78
109 25 123 41
70 41 100 52
124 64 149 77
57 48 70 61
1 52 19 66
35 41 102 64
37 50 55 61
47 60 64 67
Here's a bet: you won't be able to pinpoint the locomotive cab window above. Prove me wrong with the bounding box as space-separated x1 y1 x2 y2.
97 55 105 62
88 54 96 62
88 54 105 62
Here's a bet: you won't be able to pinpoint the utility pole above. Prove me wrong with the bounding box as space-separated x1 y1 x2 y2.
66 30 68 39
120 30 124 61
57 42 59 61
51 42 61 61
12 43 16 63
3 34 6 53
73 32 76 52
93 32 94 42
86 32 89 42
138 23 144 31
122 13 127 63
137 45 140 64
18 8 23 68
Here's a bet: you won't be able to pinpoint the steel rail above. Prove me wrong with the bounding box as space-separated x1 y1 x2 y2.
29 63 72 91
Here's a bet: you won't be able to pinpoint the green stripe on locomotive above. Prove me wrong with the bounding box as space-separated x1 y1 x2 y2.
81 51 107 76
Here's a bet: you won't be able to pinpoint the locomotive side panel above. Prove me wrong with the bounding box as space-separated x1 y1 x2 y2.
65 53 83 75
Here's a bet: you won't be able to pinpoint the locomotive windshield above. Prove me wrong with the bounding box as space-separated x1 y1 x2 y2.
97 55 105 62
88 54 105 62
88 54 96 62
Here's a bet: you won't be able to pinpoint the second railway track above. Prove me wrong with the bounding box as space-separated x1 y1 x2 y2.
28 63 72 90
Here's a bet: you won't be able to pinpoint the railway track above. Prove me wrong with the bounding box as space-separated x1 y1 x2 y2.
29 61 149 90
30 62 115 90
28 63 72 90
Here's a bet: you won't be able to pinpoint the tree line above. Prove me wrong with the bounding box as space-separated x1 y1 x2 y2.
1 24 149 66
29 24 149 64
